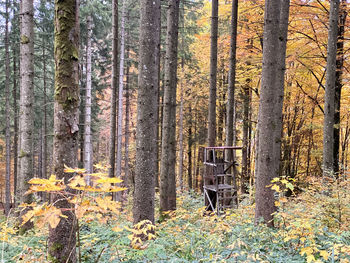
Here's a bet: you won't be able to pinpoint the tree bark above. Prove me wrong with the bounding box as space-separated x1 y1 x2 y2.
48 0 79 261
333 0 347 175
255 0 285 227
272 0 290 182
5 0 12 215
109 0 118 179
84 14 93 176
207 0 218 147
133 0 160 224
13 42 18 207
116 0 127 182
187 104 193 189
160 0 180 213
323 0 340 177
178 67 184 191
18 0 34 208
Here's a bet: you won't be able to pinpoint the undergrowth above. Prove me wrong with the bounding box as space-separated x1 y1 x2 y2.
1 174 349 262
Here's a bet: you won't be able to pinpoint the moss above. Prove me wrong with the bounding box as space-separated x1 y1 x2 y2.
54 0 79 111
20 35 29 44
48 242 64 263
19 149 27 158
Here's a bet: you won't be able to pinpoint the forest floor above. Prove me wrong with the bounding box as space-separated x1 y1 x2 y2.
1 176 350 263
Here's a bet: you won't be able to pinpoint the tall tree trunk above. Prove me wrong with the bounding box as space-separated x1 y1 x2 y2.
42 34 47 184
116 0 127 181
18 0 34 209
133 0 160 224
241 85 250 194
187 104 193 189
207 0 218 147
255 0 286 227
155 0 161 189
84 14 93 175
272 0 290 182
333 0 347 175
48 0 79 261
5 0 12 215
160 0 180 213
109 0 118 179
323 0 340 177
178 71 184 191
13 43 18 207
124 41 130 192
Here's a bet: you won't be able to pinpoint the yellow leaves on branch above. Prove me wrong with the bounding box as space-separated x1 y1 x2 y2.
21 203 66 229
21 164 126 229
26 174 64 194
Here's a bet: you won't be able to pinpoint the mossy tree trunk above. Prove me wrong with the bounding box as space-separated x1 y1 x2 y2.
18 0 34 210
48 0 80 262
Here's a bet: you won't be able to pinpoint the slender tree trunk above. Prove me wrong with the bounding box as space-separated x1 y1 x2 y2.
155 0 161 189
48 0 79 261
207 0 218 147
116 0 127 181
272 0 290 182
18 0 34 209
42 36 47 184
13 44 18 207
160 0 180 213
5 0 12 215
255 0 283 227
109 0 118 179
124 42 130 192
241 86 249 194
187 105 193 189
323 0 340 177
133 0 160 224
333 0 347 174
178 59 185 191
84 14 93 175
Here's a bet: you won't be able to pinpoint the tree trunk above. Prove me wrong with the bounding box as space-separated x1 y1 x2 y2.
187 104 193 190
255 0 285 227
48 0 79 261
13 42 18 207
42 37 47 183
124 41 130 192
133 0 160 224
333 0 347 175
160 0 180 213
323 0 340 177
272 0 290 182
5 0 12 215
116 0 127 182
207 0 218 147
178 69 184 191
241 86 249 194
84 14 93 176
109 0 118 179
18 0 34 209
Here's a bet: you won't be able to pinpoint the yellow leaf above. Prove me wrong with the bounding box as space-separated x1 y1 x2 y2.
271 177 280 183
271 184 280 192
112 226 123 232
96 177 123 184
300 246 313 256
275 201 281 207
320 250 329 260
307 254 315 263
280 197 288 203
64 165 86 174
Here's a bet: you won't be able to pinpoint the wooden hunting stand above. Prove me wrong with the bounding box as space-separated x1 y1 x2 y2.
203 146 242 215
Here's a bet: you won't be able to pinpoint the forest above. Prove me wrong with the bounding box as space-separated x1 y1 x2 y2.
0 0 349 262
